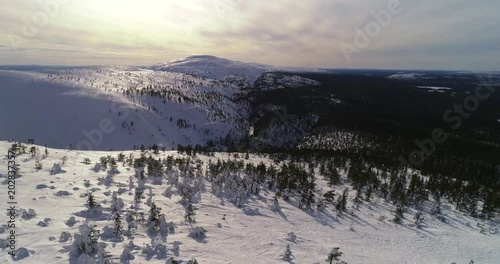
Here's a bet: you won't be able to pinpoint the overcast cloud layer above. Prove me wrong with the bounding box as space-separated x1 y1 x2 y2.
0 0 499 70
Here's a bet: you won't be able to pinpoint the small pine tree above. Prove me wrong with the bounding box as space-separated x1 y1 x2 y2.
282 244 293 261
110 192 123 214
414 211 423 228
481 191 496 219
134 188 143 203
109 157 118 172
87 192 98 209
117 152 125 162
393 205 404 223
35 160 43 170
184 197 198 223
84 180 91 188
113 212 123 237
326 247 343 264
61 155 68 166
365 186 372 202
71 222 100 256
29 146 38 157
148 202 162 230
129 176 134 191
336 188 348 212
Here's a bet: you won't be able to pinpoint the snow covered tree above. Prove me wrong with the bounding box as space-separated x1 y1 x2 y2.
35 160 43 170
270 196 281 211
188 226 207 239
86 192 103 218
108 157 118 174
95 246 111 264
414 211 423 228
84 180 91 188
326 247 343 264
326 168 341 187
129 176 134 191
134 187 143 203
29 146 38 157
146 188 154 207
87 192 98 209
336 188 348 212
167 257 180 264
110 192 124 214
281 244 293 261
113 212 123 238
481 191 496 219
120 246 135 263
124 212 137 236
61 155 68 166
160 214 169 237
147 202 162 231
70 222 100 257
117 152 125 162
431 193 446 222
184 197 197 223
393 205 404 224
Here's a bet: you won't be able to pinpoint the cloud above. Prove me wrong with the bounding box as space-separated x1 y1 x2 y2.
0 0 499 70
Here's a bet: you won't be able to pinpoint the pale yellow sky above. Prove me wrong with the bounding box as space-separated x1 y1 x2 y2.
1 0 499 70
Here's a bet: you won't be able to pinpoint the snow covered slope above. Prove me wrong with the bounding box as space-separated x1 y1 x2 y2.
0 56 326 151
151 55 274 85
0 64 252 151
0 141 499 263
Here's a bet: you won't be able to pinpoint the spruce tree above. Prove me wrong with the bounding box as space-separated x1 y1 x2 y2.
414 211 423 228
393 205 404 224
184 197 197 223
326 247 343 264
87 192 98 209
148 202 162 230
113 212 123 237
481 191 496 219
282 244 293 261
336 188 348 212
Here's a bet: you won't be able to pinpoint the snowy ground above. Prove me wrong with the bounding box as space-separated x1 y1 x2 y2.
0 141 499 264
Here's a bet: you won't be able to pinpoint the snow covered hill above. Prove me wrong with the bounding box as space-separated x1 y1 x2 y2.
151 55 275 85
0 141 499 264
0 56 326 152
0 61 254 151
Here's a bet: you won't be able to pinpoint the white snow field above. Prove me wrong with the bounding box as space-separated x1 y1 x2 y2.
0 141 499 264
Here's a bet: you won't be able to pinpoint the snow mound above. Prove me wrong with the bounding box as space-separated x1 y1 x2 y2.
12 248 32 261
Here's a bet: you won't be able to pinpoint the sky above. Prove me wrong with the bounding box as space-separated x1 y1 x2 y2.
0 0 499 70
